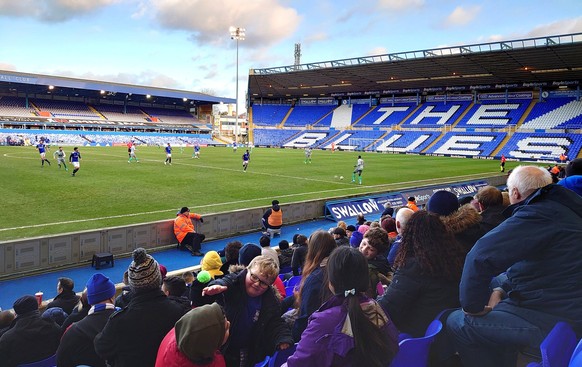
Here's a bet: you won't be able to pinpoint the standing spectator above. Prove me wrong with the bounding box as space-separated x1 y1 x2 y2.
53 146 68 171
285 246 399 367
358 227 392 298
57 273 117 367
174 207 205 256
290 234 308 276
406 196 419 212
379 211 464 337
0 295 61 367
202 256 293 367
278 240 294 269
447 166 582 367
292 230 337 341
69 146 82 176
46 277 80 315
163 276 191 314
262 200 283 234
220 241 243 275
164 143 173 165
351 155 364 185
94 248 187 367
155 303 230 367
36 140 51 167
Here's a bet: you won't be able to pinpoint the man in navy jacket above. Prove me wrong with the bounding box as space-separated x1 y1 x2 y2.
447 165 582 367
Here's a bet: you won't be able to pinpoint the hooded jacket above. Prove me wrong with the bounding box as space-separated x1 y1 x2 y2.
460 184 582 333
557 175 582 196
439 204 484 253
155 304 227 367
174 212 203 243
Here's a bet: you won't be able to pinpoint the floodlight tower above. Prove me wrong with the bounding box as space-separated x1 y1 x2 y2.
229 26 245 144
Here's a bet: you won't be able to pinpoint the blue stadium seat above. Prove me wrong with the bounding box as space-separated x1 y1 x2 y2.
17 354 57 367
267 343 297 367
526 322 577 367
569 338 582 367
390 319 443 367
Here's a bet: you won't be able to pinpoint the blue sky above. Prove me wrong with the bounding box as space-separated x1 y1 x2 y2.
1 0 581 112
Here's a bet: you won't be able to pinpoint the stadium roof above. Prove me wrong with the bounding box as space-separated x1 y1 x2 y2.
248 33 582 101
0 70 235 107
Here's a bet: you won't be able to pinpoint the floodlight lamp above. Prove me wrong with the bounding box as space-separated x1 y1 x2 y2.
146 94 151 99
48 85 54 90
100 90 106 94
183 98 187 102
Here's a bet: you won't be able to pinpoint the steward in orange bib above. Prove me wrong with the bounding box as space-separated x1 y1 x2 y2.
174 207 205 257
262 200 283 230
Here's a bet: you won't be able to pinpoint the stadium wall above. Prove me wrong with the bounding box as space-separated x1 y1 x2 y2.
0 175 507 279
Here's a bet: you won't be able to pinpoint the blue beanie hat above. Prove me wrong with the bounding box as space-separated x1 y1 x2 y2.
349 231 363 248
238 243 262 266
86 273 116 305
427 190 459 216
42 307 68 326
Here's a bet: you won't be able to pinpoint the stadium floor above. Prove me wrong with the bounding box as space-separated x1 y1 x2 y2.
0 217 348 310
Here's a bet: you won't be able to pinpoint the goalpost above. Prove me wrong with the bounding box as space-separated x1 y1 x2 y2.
347 138 385 152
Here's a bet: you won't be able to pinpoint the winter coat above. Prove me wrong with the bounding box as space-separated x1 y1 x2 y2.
56 305 116 367
460 184 582 333
210 269 294 365
0 311 62 367
557 175 582 196
378 258 460 337
293 265 331 341
94 288 187 367
291 245 308 276
478 204 506 234
286 295 399 367
46 289 80 315
440 204 484 253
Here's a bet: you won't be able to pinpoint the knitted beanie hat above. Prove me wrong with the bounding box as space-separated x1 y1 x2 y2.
427 190 460 216
13 295 38 315
86 273 116 305
238 243 262 267
176 303 226 362
128 248 162 292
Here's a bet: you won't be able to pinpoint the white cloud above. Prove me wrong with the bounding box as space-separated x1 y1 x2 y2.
150 0 301 48
367 47 388 56
0 0 119 22
377 0 424 11
443 5 481 28
0 63 17 71
524 16 582 38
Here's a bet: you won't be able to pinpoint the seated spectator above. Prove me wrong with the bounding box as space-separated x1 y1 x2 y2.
57 273 117 367
278 240 294 269
46 276 80 315
292 230 337 341
290 234 308 276
41 306 68 327
336 220 347 230
358 227 392 298
219 241 243 274
447 165 582 367
332 227 350 247
202 256 293 366
426 190 483 253
557 157 582 196
183 271 195 287
345 225 356 242
0 310 15 338
262 199 283 233
355 213 366 226
259 234 279 266
458 195 474 206
163 276 191 313
155 303 230 367
380 216 398 241
94 248 187 366
473 185 506 233
349 225 367 248
114 270 132 308
285 246 399 367
190 251 225 307
174 207 205 256
61 289 90 332
379 211 465 337
381 202 394 218
406 196 419 211
387 207 414 267
0 295 62 367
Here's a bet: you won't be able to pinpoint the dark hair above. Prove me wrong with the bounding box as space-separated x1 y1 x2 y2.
0 310 15 328
292 233 300 244
327 247 396 367
395 211 464 280
458 196 474 206
296 234 308 246
224 241 243 262
162 276 186 297
296 230 336 308
58 277 74 292
259 235 271 248
475 186 503 209
278 240 289 250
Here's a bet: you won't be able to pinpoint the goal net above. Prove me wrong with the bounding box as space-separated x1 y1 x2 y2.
347 138 384 152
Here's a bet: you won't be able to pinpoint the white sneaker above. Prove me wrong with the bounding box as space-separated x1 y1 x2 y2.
164 161 167 165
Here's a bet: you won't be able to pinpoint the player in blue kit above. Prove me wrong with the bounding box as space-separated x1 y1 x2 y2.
242 149 250 172
193 144 200 159
164 143 172 165
69 147 81 176
37 141 51 167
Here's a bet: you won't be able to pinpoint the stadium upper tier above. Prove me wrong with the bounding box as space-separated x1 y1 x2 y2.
0 96 202 127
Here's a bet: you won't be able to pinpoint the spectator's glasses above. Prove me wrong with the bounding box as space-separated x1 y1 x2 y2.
249 271 272 289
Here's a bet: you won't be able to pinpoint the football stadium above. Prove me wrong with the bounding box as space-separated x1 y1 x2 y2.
0 32 581 366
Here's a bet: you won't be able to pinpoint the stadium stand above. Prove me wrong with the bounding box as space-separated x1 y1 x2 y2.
253 128 302 147
32 99 103 120
520 98 582 130
455 99 532 129
374 131 441 153
496 132 582 160
400 101 471 128
252 104 292 126
0 96 37 118
424 132 507 156
355 103 417 127
283 105 336 127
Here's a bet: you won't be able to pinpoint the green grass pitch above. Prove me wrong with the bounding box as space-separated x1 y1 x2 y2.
0 145 511 241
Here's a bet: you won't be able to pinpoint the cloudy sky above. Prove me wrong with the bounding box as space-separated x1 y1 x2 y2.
0 0 581 111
